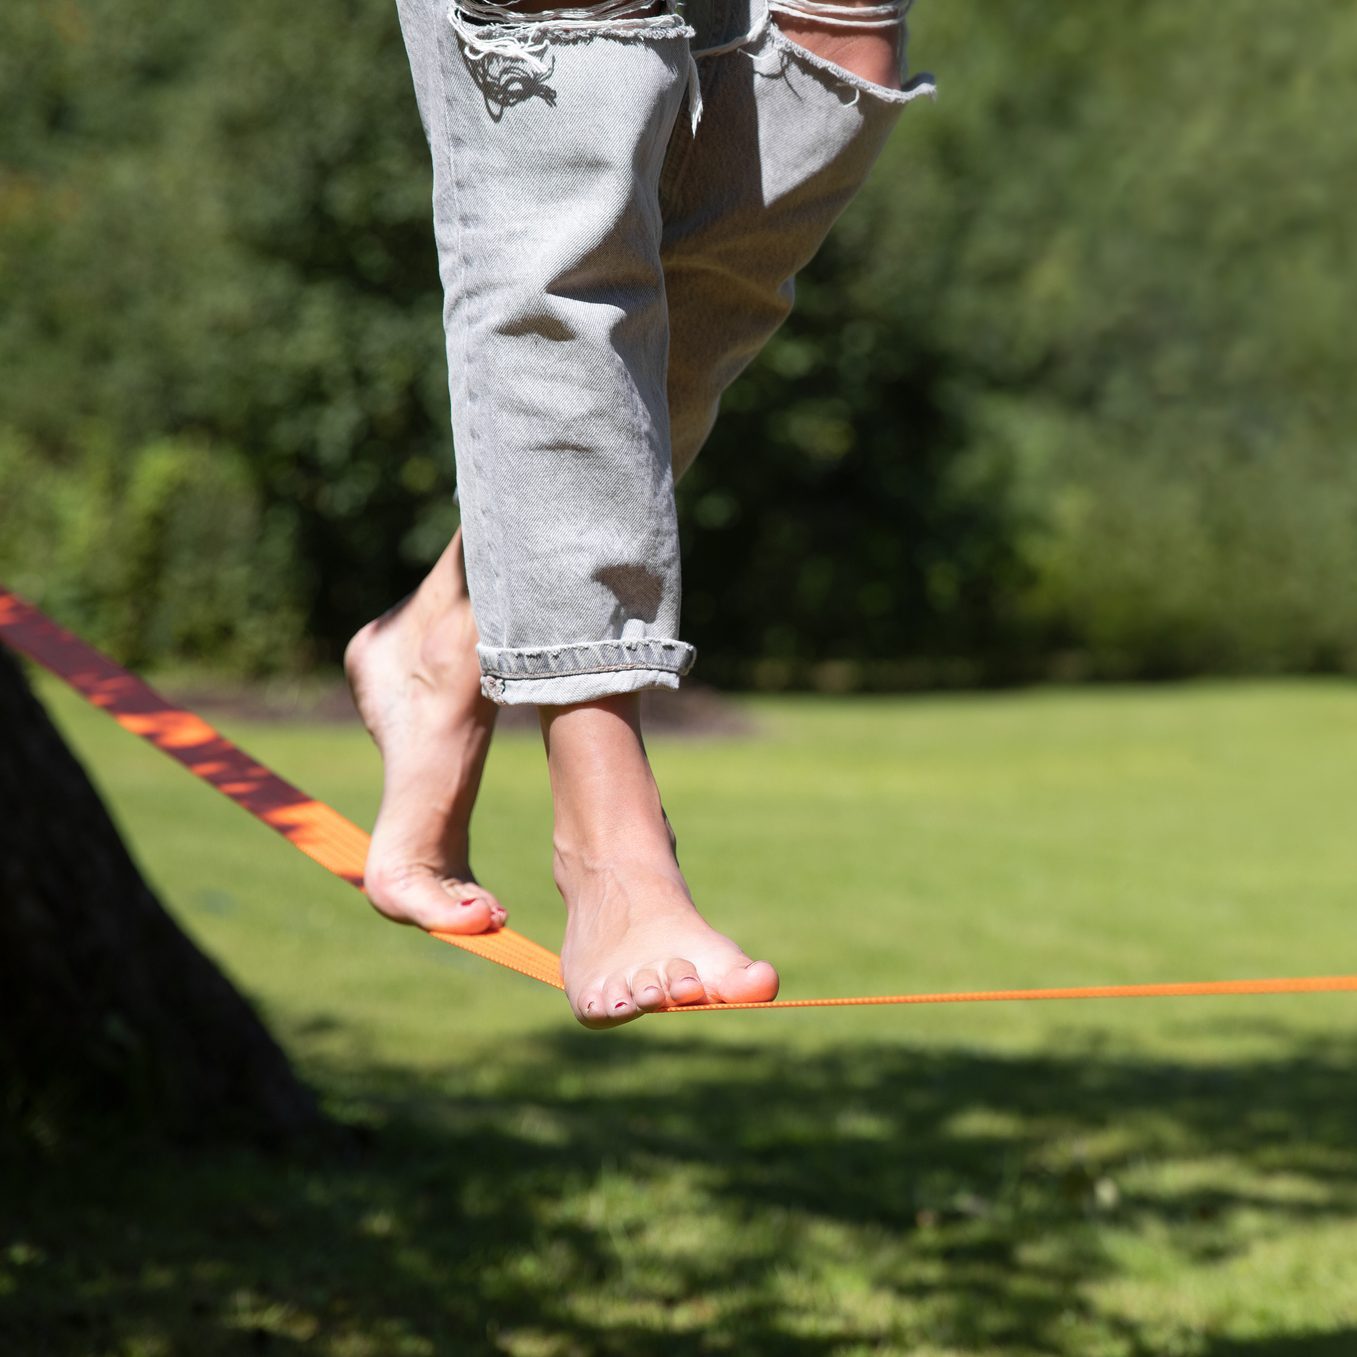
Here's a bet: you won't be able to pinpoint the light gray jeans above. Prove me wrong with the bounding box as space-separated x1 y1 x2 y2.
395 0 934 704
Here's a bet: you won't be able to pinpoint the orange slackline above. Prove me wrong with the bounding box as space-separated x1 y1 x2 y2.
4 583 1356 1015
0 587 562 990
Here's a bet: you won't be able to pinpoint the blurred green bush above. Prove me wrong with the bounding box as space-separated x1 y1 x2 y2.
0 430 309 673
1 0 1353 682
678 0 1357 685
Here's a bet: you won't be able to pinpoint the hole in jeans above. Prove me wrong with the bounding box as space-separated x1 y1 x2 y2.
449 0 678 119
768 0 904 92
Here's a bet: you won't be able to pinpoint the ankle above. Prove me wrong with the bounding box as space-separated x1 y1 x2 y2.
553 777 674 858
414 603 473 679
540 689 680 876
550 829 682 906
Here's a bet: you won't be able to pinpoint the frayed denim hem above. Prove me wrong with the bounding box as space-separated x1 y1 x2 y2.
477 637 697 706
481 665 686 706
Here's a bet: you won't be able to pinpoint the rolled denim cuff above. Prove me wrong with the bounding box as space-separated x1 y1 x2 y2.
477 637 697 706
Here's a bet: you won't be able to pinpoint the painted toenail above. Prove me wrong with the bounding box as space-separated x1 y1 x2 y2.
460 897 478 906
614 1001 628 1010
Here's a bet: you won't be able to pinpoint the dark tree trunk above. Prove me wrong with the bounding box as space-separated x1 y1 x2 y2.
0 648 325 1146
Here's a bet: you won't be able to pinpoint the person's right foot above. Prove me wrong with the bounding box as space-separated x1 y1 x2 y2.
344 531 506 935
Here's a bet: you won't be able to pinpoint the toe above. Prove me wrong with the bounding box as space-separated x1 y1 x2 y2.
574 990 608 1029
664 958 707 1006
715 959 780 1005
631 967 667 1012
420 887 497 935
456 882 507 931
602 972 639 1023
571 979 643 1029
367 868 500 935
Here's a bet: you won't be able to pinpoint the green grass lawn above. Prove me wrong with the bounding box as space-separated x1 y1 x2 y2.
5 678 1357 1355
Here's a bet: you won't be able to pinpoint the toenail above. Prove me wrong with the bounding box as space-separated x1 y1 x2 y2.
460 897 478 907
614 1001 628 1010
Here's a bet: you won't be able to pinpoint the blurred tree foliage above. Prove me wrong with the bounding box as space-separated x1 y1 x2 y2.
2 0 1353 683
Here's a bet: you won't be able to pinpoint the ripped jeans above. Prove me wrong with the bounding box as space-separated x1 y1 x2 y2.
395 0 935 704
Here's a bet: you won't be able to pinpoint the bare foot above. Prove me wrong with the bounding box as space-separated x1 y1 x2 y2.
344 529 506 935
541 696 779 1027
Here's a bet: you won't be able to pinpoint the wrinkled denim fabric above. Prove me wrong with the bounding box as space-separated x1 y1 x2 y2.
395 0 935 704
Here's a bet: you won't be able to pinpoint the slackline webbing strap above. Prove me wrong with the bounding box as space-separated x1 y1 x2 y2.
4 584 1356 1014
0 587 563 990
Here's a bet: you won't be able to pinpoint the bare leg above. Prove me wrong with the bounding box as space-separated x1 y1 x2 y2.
772 0 905 90
540 694 779 1028
344 528 506 934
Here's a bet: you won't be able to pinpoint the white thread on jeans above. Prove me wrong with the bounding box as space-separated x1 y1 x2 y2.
684 6 767 131
766 0 903 107
446 0 910 146
686 0 907 127
766 0 903 29
449 0 687 80
449 0 696 127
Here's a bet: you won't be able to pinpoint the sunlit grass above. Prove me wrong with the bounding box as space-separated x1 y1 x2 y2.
5 678 1357 1355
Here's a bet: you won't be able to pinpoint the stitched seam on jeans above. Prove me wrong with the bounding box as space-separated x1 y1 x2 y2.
492 661 691 680
480 640 697 677
657 62 706 199
483 640 692 653
619 33 686 492
479 638 694 656
433 8 507 638
481 653 695 673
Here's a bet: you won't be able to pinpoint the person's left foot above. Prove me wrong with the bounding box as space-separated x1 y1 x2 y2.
344 531 506 935
540 695 780 1028
556 848 781 1027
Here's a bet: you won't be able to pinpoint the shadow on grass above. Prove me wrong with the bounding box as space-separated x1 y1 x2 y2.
4 1029 1357 1355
